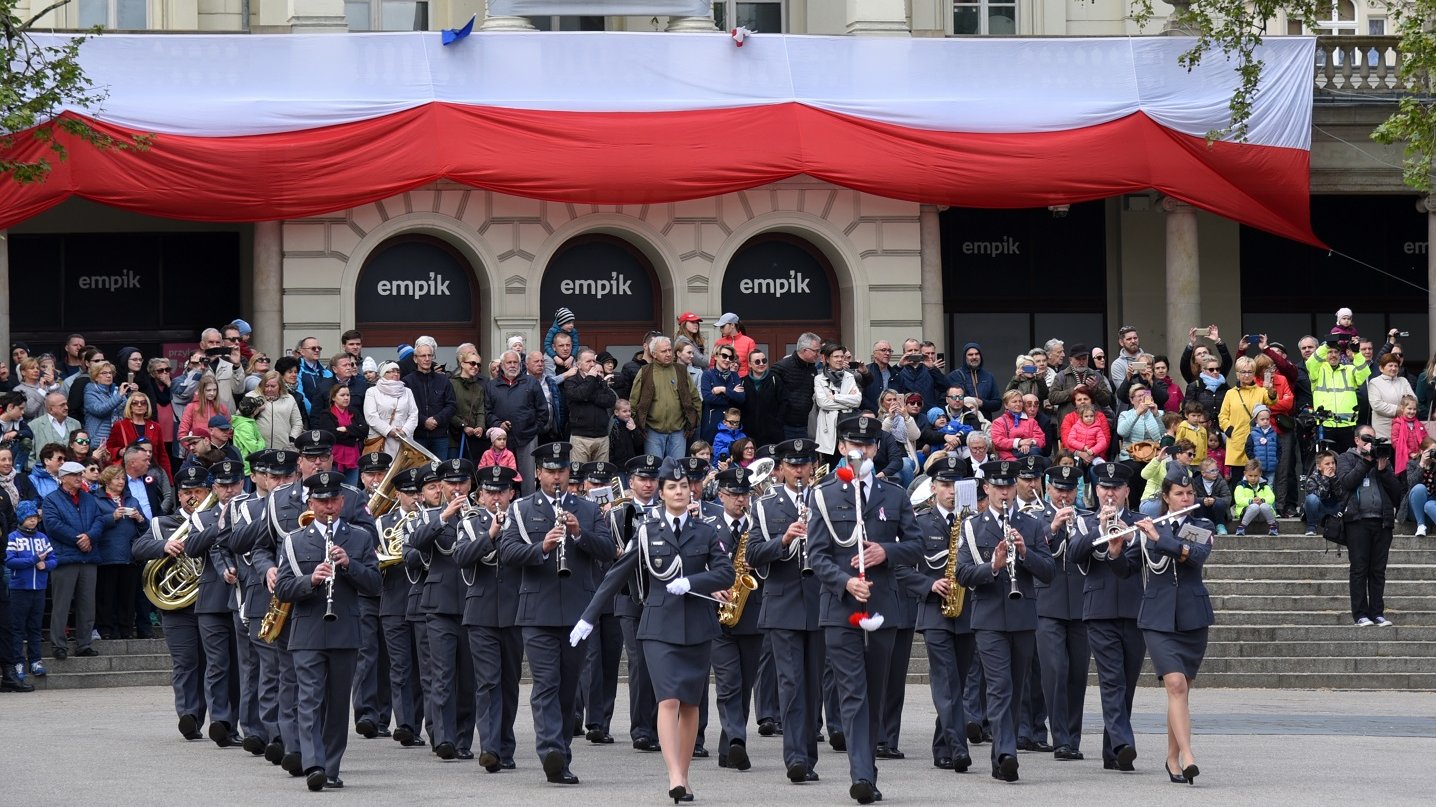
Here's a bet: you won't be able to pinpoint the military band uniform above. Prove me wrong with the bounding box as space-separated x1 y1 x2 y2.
613 455 662 749
352 451 396 742
1114 514 1216 680
746 471 825 782
1034 466 1092 759
227 480 288 761
184 487 242 747
576 463 625 744
273 478 382 788
132 508 209 738
1070 484 1146 770
498 449 614 781
708 473 764 769
409 499 478 758
806 462 925 801
897 496 975 772
375 483 427 746
955 481 1056 781
453 466 524 771
403 520 437 746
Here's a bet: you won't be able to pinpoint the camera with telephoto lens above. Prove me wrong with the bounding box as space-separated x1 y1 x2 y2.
904 352 924 367
1368 435 1394 461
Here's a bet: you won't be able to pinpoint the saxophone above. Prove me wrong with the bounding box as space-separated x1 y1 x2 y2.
717 519 758 627
940 505 970 618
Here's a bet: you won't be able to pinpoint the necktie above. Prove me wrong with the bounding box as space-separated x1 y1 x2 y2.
735 519 747 534
672 518 682 539
946 513 956 530
857 481 866 500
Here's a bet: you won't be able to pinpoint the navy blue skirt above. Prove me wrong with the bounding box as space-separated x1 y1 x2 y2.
1143 627 1208 681
642 638 711 704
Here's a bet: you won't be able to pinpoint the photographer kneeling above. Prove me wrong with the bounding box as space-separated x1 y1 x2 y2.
1336 426 1406 627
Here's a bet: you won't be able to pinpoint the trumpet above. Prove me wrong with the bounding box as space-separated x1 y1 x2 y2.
1091 504 1200 546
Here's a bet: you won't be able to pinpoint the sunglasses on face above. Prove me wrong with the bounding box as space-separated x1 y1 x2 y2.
751 358 767 365
73 438 90 445
462 360 480 367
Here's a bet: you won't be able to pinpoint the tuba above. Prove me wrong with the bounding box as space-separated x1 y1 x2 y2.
142 491 220 610
718 512 758 628
369 436 439 568
257 509 315 643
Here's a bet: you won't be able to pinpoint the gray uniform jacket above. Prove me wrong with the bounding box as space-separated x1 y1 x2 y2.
805 475 925 629
746 488 823 631
498 491 612 627
954 505 1056 631
273 519 381 650
1069 509 1144 620
897 505 973 634
1113 517 1216 633
453 508 521 628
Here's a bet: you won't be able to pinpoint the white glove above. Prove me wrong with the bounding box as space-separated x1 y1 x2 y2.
666 577 692 596
569 619 593 647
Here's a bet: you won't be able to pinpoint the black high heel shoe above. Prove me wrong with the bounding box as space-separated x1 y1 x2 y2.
1165 762 1187 784
669 785 694 803
1181 759 1200 785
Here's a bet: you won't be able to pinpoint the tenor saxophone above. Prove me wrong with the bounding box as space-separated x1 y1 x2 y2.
940 505 970 618
718 519 758 627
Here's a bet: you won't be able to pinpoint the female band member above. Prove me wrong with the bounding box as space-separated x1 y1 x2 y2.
1118 472 1215 785
572 459 734 803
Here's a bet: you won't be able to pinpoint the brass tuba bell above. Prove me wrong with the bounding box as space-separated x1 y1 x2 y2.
142 490 220 611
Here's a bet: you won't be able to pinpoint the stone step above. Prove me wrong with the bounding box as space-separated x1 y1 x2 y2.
1206 640 1436 658
1210 548 1436 565
1083 670 1436 690
1198 655 1434 674
30 670 173 690
1210 609 1436 625
1262 518 1420 537
1211 579 1436 597
1215 594 1436 613
1204 563 1436 581
36 654 174 674
1210 624 1436 641
1216 531 1427 548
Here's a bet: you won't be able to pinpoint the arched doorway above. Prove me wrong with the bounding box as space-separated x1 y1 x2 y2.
354 234 484 346
720 233 841 358
539 234 662 361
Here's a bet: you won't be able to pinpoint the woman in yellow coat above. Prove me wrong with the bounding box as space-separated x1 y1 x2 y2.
1217 356 1276 478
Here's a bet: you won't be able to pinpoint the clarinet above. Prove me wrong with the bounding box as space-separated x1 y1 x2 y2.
322 515 338 622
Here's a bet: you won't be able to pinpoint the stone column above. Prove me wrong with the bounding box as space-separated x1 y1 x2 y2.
286 0 347 30
1162 197 1200 366
919 205 945 345
0 231 10 355
845 0 910 36
480 13 537 31
253 222 284 359
665 10 718 32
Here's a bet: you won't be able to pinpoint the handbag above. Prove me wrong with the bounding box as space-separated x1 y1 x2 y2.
364 402 397 454
1321 512 1347 546
1127 441 1158 463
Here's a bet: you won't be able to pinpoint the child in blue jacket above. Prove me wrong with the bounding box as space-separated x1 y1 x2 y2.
1245 404 1280 481
6 500 53 683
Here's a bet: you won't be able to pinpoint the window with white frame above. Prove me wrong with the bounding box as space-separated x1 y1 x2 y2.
713 1 786 33
345 0 430 31
77 0 147 29
950 0 1016 36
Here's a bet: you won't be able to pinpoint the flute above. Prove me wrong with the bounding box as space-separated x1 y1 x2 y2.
1090 504 1201 545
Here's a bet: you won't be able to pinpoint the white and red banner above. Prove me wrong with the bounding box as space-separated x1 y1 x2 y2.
0 32 1318 244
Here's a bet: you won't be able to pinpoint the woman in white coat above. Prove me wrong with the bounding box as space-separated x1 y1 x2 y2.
248 370 304 451
364 361 419 456
812 342 862 461
1368 351 1415 440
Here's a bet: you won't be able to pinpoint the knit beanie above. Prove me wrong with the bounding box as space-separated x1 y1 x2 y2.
16 500 39 524
554 307 576 326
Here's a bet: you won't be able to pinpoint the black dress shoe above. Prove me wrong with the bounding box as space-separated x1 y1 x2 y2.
1053 746 1084 761
992 754 1019 782
953 754 972 773
573 721 586 737
872 786 883 802
692 746 709 758
376 726 392 738
933 756 953 769
500 760 516 770
1182 761 1200 784
1016 738 1036 752
226 733 243 747
178 714 201 740
479 750 500 768
324 777 343 789
305 769 327 792
875 744 904 760
264 740 285 765
543 750 579 784
728 741 750 771
634 737 660 752
829 732 847 752
980 729 993 744
242 735 266 755
758 719 778 737
965 722 983 744
805 770 820 782
1166 762 1188 783
457 749 475 760
850 779 876 805
1115 744 1137 771
355 718 378 739
787 762 808 783
668 785 693 803
208 720 233 747
1032 740 1053 753
1103 759 1118 770
52 646 68 660
75 647 99 657
435 741 457 760
281 752 303 774
393 726 416 745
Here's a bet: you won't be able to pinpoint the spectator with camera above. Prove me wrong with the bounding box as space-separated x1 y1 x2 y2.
1308 335 1370 453
1048 344 1112 424
1337 425 1405 626
1405 439 1436 537
946 342 1000 416
1005 354 1048 403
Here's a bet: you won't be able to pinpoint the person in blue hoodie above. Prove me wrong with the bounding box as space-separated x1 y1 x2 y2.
543 307 580 360
1245 404 1280 482
946 342 1001 416
6 500 53 685
28 443 66 504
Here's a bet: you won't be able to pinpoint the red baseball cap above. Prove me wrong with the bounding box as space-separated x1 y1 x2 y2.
677 312 702 323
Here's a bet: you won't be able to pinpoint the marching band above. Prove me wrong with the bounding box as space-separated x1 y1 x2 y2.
133 416 1216 800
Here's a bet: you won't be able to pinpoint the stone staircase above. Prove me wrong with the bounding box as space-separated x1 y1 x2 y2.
18 523 1436 692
